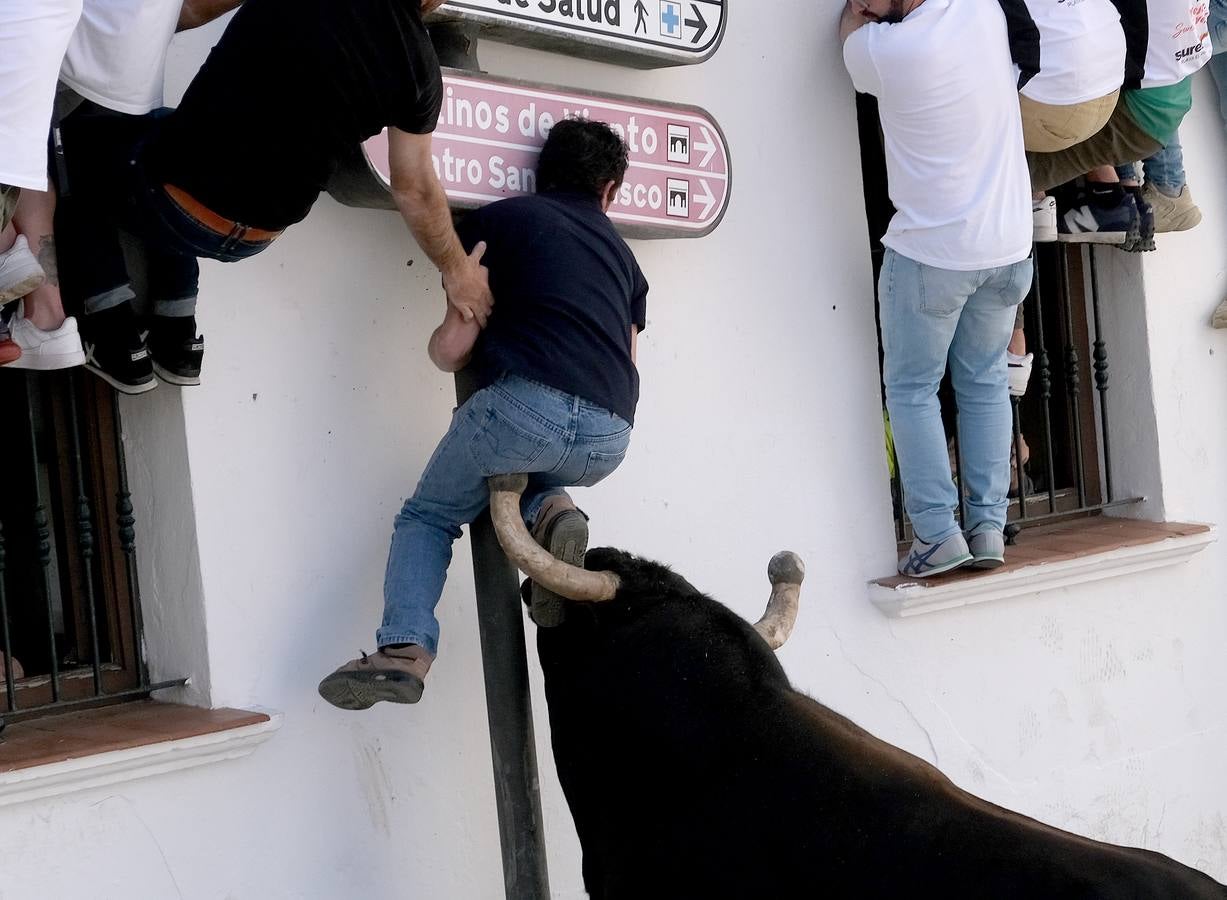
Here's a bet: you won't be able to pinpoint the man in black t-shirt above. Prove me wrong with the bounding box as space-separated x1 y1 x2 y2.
319 119 648 709
59 0 490 394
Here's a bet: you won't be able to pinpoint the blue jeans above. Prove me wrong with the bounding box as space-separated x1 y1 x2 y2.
1138 0 1227 190
879 249 1033 543
56 102 273 317
377 374 632 656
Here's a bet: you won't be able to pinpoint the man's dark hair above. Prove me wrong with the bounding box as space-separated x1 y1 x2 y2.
536 118 630 199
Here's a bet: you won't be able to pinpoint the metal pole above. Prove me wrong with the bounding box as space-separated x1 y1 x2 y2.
428 24 550 899
455 370 552 900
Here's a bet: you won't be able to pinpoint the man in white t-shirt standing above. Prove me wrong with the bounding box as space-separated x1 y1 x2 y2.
841 0 1034 577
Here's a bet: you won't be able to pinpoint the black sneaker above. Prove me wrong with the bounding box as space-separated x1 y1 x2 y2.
81 303 156 395
1057 186 1139 245
147 316 204 386
1121 185 1156 253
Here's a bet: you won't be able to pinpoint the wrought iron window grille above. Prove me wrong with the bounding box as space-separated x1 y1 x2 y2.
854 94 1138 548
0 371 184 732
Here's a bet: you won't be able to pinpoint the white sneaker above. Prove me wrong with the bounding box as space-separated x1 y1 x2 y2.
0 235 46 304
1032 195 1057 243
6 301 86 370
1007 351 1033 397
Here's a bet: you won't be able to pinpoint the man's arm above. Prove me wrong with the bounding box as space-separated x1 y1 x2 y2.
428 301 481 372
177 0 244 31
839 1 870 43
387 126 493 326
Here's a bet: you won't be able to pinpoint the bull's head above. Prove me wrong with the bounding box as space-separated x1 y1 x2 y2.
487 475 805 649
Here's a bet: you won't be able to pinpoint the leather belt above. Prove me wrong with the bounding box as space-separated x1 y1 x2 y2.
163 184 283 243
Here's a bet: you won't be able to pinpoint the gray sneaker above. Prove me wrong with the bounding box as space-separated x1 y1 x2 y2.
966 525 1006 570
317 644 433 710
529 507 588 628
898 532 972 577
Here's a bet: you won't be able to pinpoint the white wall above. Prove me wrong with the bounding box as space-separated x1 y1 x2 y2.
2 4 1226 897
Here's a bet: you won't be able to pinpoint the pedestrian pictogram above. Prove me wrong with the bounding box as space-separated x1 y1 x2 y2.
634 0 648 34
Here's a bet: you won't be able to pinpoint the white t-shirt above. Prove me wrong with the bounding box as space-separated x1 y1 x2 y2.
59 0 181 115
843 0 1032 272
0 0 82 191
1139 0 1212 88
1015 0 1127 105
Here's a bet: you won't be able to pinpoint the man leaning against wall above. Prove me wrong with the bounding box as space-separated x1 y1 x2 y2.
840 0 1034 576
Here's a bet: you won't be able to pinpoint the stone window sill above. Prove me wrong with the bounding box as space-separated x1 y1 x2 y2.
870 519 1216 618
0 700 281 808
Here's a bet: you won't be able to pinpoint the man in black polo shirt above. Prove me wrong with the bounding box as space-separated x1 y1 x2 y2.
58 0 490 393
319 119 648 709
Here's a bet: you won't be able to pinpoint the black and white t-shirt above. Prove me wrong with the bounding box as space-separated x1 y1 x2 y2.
996 0 1126 104
1001 0 1210 92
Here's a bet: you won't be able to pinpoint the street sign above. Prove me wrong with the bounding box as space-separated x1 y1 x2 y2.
346 69 731 240
429 0 726 68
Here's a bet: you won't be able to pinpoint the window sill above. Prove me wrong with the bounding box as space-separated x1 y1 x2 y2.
870 519 1216 618
0 700 281 808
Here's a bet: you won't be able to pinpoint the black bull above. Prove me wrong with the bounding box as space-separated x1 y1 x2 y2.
531 548 1226 899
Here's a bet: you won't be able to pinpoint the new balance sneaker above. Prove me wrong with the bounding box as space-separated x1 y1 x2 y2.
1121 185 1155 253
5 301 85 370
529 498 588 628
1007 351 1033 398
1057 187 1138 245
318 644 434 709
147 316 204 386
82 303 156 394
965 523 1006 570
898 532 972 578
1142 181 1202 233
1032 195 1057 243
0 235 45 304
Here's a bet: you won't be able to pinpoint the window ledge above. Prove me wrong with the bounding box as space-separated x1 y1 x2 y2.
870 519 1216 618
0 701 281 808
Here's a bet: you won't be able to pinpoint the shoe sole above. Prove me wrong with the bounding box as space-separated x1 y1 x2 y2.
531 512 588 628
1057 232 1127 245
84 362 158 395
153 361 201 386
317 670 424 710
0 272 46 306
5 350 87 371
899 552 973 578
968 556 1005 570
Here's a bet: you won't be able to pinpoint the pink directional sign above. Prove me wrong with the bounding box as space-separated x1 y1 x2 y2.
361 69 731 239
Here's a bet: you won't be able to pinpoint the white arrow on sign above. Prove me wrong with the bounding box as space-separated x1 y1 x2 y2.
696 179 716 221
695 126 717 168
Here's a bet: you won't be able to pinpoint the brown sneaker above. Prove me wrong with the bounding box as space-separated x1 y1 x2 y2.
317 645 432 710
529 497 588 628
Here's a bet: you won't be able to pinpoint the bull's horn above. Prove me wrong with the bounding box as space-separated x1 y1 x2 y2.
753 551 805 650
487 474 621 602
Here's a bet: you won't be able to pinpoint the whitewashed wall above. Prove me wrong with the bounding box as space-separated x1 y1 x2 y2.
1 3 1225 897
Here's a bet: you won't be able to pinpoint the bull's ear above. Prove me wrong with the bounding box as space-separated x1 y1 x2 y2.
753 552 805 650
